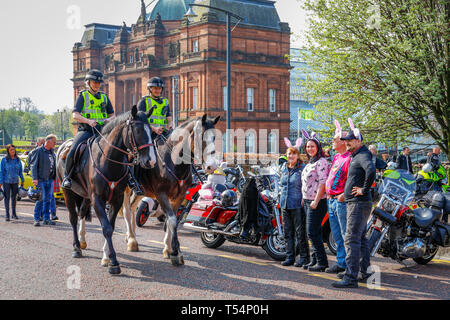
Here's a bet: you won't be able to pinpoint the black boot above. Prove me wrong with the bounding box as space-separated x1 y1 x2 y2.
62 175 72 189
128 170 144 196
303 254 317 270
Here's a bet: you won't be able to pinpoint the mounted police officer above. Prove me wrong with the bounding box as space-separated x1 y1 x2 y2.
137 77 173 140
62 69 115 189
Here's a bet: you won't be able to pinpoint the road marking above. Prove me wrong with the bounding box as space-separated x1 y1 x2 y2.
148 240 189 250
432 259 450 265
218 255 269 266
307 273 387 291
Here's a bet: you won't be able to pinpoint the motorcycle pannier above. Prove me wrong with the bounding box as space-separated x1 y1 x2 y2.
432 221 450 247
444 193 450 214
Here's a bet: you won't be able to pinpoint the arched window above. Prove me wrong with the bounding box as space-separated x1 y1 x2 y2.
268 132 278 154
245 131 256 154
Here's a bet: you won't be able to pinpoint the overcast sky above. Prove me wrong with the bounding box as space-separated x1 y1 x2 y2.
0 0 308 115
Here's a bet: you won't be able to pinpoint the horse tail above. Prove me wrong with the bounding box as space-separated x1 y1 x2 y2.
80 199 92 222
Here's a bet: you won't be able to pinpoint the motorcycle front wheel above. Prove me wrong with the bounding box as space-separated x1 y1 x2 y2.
262 229 286 261
135 202 150 227
201 232 226 249
413 245 438 265
367 227 382 256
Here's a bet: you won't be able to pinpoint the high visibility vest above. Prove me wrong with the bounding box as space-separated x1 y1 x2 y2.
81 90 108 125
145 96 168 126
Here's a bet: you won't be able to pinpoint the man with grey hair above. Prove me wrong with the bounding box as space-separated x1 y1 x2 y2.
31 134 57 226
368 144 387 171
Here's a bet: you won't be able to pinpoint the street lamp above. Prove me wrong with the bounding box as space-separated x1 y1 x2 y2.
184 4 243 154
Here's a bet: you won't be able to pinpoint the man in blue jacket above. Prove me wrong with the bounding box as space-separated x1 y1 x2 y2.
31 134 57 226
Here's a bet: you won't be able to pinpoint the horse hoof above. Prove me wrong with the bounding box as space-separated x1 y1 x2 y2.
80 242 87 250
162 249 169 259
170 255 184 266
101 258 110 267
108 265 121 275
72 251 82 258
127 240 139 252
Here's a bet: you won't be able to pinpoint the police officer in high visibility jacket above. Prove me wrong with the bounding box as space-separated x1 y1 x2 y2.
62 69 115 189
137 77 172 139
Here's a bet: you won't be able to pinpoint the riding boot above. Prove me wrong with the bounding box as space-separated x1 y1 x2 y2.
62 173 72 189
127 167 144 196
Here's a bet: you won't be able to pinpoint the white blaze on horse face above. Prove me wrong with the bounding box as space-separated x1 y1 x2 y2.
145 125 156 167
203 128 219 173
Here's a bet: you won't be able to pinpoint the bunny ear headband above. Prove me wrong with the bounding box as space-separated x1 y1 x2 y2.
284 137 303 149
348 118 362 140
334 120 342 138
301 129 320 144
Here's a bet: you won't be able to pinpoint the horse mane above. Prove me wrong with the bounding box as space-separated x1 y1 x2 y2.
101 112 130 136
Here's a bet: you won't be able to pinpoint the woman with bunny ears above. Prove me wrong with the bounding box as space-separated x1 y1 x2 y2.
279 138 310 267
300 130 330 272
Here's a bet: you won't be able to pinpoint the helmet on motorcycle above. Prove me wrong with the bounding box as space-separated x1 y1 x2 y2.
18 187 28 198
214 184 227 194
27 187 41 201
422 163 432 173
221 190 237 207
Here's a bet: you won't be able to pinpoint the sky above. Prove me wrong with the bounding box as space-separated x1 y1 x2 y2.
0 0 308 115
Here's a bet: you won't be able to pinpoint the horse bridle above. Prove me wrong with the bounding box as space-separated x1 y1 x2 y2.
93 118 154 167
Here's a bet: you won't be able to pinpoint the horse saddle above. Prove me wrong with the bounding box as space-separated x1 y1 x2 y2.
60 138 94 174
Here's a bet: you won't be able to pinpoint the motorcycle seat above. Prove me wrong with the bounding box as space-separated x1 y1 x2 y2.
224 206 238 211
414 208 442 228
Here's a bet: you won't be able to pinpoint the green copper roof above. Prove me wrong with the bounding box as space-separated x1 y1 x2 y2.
149 0 285 30
148 0 195 21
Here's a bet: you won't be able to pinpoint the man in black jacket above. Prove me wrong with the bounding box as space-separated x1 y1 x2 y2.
396 147 413 174
31 134 57 226
332 129 376 289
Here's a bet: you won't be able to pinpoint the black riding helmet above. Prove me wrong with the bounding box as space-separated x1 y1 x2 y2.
85 69 104 83
147 77 164 89
221 190 237 207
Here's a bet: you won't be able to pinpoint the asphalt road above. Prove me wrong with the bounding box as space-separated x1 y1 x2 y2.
0 199 449 300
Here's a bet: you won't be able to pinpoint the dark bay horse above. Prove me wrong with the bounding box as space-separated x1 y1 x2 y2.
56 106 156 275
119 114 220 266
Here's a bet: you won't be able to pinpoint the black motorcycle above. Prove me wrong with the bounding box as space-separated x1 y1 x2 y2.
367 169 450 265
224 164 246 193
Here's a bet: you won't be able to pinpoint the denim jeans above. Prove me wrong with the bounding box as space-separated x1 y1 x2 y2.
282 207 309 261
343 201 372 282
3 183 18 219
34 181 56 220
34 180 53 222
327 198 347 268
304 199 328 267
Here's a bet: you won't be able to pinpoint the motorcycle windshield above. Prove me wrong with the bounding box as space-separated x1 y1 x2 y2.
380 169 417 205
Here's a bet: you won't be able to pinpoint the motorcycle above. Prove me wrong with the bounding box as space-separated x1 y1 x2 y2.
224 164 247 193
366 169 450 265
182 168 287 261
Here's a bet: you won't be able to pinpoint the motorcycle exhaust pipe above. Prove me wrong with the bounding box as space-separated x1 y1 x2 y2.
183 222 240 236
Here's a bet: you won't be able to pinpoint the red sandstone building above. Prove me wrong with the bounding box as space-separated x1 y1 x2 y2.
72 0 291 154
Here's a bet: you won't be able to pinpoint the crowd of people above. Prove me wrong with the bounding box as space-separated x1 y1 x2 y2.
279 122 377 289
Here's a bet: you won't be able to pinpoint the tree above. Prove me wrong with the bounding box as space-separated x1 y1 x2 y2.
297 0 449 158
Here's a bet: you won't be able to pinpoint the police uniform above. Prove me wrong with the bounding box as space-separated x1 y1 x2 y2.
137 95 171 139
64 90 114 179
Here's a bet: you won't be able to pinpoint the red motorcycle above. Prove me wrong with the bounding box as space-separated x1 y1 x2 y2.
182 185 287 261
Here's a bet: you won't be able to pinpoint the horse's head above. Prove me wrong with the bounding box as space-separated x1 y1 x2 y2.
126 105 157 169
195 114 220 173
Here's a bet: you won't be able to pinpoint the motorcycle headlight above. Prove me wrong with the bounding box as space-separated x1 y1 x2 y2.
382 199 396 212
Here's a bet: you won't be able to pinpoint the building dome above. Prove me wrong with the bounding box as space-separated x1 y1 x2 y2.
148 0 195 21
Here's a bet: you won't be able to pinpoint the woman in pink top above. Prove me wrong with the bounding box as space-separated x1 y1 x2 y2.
301 132 330 272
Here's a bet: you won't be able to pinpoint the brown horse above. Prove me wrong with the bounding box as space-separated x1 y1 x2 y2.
118 114 220 266
56 106 156 274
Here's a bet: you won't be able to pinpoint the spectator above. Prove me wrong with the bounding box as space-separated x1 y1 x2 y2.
279 146 309 267
27 137 45 172
368 145 387 171
396 147 413 174
325 130 351 274
301 132 330 272
332 126 376 289
31 134 57 226
0 144 25 221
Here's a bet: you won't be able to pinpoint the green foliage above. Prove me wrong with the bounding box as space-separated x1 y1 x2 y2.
297 0 449 157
